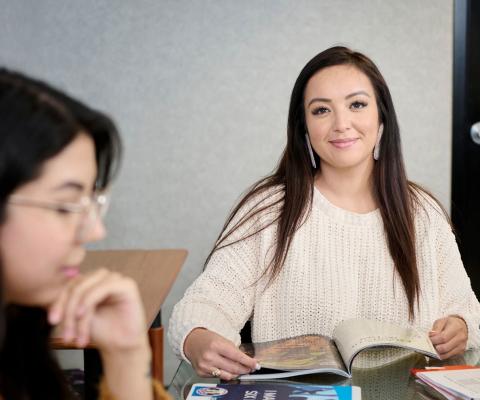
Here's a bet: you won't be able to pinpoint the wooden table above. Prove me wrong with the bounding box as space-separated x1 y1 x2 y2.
51 249 187 397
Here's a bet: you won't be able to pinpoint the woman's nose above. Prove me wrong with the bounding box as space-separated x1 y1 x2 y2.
332 110 351 133
83 217 107 243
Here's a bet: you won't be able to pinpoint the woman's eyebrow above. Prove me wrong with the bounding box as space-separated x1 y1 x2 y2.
307 90 371 108
50 181 85 192
345 90 370 99
307 97 331 107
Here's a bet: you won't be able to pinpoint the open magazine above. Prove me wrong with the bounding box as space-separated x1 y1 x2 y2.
240 319 440 380
186 383 361 400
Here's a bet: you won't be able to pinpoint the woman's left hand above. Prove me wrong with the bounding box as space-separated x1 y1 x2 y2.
429 316 468 359
47 268 148 351
48 269 154 400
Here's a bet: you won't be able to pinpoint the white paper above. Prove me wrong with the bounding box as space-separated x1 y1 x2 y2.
417 369 480 399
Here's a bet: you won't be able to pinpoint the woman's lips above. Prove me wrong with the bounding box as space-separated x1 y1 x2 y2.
329 138 359 149
62 266 80 278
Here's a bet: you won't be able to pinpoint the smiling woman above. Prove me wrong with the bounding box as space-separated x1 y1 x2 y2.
304 66 381 177
0 69 169 399
169 46 480 381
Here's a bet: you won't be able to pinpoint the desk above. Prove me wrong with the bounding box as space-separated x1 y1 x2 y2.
168 350 480 399
51 249 187 397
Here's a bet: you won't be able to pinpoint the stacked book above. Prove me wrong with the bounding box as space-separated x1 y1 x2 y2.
412 365 480 400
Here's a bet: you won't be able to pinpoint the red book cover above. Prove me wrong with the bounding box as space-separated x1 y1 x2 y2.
411 364 479 377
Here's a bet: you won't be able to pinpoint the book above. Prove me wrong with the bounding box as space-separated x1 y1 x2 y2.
413 380 450 400
411 365 480 400
239 318 440 380
186 382 361 400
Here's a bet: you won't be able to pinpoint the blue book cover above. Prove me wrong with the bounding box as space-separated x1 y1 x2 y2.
186 383 361 399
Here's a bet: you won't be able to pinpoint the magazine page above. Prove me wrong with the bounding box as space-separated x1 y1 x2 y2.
240 334 348 379
186 383 361 400
416 368 480 400
333 319 440 374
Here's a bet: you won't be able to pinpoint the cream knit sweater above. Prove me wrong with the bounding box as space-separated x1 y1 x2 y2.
168 186 480 361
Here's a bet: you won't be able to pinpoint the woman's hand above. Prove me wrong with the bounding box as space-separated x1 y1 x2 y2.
184 328 259 380
429 316 468 359
48 268 147 351
48 269 153 400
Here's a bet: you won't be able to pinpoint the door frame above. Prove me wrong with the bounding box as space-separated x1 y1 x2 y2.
452 0 480 292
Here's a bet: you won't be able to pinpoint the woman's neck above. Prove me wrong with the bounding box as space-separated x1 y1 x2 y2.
314 161 377 214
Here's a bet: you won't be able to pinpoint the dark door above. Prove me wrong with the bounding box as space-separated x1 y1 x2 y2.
452 0 480 294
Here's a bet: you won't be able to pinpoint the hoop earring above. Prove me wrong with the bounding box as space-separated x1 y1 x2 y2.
373 124 384 161
305 133 317 169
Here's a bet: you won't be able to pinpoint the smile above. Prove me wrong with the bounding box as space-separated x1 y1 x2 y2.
329 138 359 149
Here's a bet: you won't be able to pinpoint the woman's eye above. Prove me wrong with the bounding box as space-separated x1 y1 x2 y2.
312 106 330 115
55 206 72 215
350 101 367 110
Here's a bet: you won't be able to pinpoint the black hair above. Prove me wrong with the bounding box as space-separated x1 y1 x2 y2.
0 68 122 399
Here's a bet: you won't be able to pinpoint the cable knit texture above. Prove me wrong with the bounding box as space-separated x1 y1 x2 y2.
168 186 480 361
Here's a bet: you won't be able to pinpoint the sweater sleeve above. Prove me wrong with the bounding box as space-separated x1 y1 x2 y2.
168 190 280 361
435 214 480 349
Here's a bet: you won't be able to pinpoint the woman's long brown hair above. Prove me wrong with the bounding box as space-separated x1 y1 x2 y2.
205 46 442 320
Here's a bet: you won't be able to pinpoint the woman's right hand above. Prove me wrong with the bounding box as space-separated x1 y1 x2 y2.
184 328 259 380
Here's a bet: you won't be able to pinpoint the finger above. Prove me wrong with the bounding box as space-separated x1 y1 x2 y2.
195 345 251 378
430 317 448 336
429 318 452 345
217 368 235 381
75 307 95 347
430 327 456 346
440 318 464 342
74 269 115 317
438 343 466 360
436 333 467 356
76 275 139 316
435 330 467 356
431 317 467 346
62 270 111 342
197 363 236 381
73 275 145 348
48 281 73 325
75 276 129 340
215 354 253 376
218 343 259 371
62 269 110 341
435 338 457 356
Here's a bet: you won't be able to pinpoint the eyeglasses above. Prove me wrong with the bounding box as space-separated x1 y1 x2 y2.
7 191 110 241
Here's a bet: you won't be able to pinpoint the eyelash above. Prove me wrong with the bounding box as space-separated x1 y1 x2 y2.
350 100 367 110
55 207 73 215
311 101 368 115
311 106 329 116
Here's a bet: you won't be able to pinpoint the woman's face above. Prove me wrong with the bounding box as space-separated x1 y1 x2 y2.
304 64 381 171
0 133 106 307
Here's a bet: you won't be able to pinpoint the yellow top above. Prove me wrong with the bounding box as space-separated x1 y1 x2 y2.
99 378 171 400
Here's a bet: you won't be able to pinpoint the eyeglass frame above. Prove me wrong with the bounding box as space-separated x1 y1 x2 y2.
6 190 110 241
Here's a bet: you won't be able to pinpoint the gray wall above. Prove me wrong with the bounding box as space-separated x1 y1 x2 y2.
0 0 453 384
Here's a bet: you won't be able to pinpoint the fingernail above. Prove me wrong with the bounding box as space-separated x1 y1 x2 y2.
255 363 261 370
48 309 60 325
76 306 85 317
429 330 437 335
